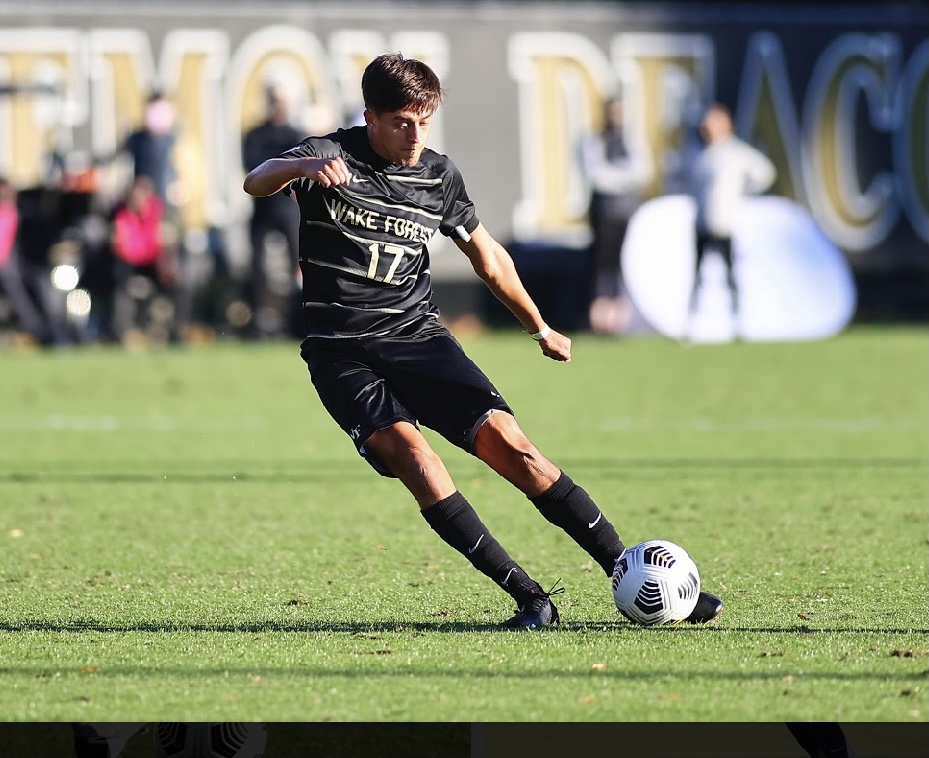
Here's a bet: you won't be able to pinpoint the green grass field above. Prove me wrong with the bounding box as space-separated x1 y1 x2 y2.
1 327 926 728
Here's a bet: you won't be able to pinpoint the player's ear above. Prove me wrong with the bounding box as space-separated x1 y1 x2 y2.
362 109 375 128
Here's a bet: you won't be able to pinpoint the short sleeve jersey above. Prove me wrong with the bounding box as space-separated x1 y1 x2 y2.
280 125 480 338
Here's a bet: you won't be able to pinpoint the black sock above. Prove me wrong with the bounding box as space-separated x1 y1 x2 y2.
422 492 539 604
531 471 625 576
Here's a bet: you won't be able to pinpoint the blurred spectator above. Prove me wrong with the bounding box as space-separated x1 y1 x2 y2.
0 178 15 262
0 176 51 343
109 175 181 343
118 91 192 342
241 85 304 339
123 91 179 207
113 176 168 269
7 180 75 346
580 97 652 335
43 151 114 344
685 103 776 340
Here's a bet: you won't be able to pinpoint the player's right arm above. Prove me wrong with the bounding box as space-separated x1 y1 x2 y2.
455 223 572 363
243 156 352 196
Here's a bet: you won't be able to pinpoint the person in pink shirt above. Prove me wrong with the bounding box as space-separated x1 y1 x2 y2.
109 176 180 341
0 178 16 267
112 176 164 267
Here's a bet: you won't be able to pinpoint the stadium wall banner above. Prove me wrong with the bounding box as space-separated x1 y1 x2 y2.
0 1 925 283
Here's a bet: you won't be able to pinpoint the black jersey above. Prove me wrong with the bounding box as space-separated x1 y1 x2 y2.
280 126 480 338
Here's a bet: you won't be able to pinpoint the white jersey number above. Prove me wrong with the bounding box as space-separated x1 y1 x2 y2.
366 242 406 283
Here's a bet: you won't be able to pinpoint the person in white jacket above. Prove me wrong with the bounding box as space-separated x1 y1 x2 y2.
686 103 776 338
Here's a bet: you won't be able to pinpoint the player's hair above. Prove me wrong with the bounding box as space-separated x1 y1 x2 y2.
362 53 444 115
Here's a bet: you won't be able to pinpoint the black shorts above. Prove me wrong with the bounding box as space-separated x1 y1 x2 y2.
301 316 513 476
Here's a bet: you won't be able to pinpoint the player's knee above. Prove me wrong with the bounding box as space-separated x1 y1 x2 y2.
396 443 445 480
367 426 444 479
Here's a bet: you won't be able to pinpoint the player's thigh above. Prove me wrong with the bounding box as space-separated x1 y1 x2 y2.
302 343 415 474
379 327 511 453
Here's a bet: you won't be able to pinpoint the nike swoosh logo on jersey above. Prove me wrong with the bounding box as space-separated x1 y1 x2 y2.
468 534 484 554
352 174 369 184
588 513 602 529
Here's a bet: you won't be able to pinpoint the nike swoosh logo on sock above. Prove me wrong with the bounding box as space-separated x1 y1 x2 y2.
501 567 517 586
588 512 602 529
468 534 484 554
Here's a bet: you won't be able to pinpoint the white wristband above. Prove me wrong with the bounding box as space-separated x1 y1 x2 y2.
530 324 551 341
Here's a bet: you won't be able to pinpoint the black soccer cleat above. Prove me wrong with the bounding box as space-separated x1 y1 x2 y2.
502 582 564 630
685 590 724 623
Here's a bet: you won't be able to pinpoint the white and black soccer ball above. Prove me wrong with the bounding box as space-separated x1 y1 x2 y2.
611 540 701 626
153 723 267 758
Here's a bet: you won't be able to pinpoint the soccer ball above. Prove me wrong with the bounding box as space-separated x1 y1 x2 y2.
153 723 267 758
611 540 701 625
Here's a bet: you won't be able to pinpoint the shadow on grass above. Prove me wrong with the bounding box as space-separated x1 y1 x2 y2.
0 455 922 484
0 619 926 635
0 660 923 683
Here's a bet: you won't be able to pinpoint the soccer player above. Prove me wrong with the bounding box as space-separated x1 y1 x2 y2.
243 53 723 629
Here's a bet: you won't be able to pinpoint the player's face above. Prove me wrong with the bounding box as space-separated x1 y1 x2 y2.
365 108 434 167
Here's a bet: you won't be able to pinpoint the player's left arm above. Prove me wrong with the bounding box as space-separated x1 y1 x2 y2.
454 223 571 362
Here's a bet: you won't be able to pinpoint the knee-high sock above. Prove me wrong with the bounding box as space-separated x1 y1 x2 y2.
531 471 625 576
422 491 539 603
